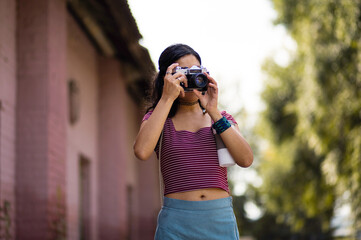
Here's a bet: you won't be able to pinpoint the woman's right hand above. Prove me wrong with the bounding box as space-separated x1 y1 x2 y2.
162 63 187 101
134 63 188 160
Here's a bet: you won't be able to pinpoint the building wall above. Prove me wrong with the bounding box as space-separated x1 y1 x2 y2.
97 55 161 240
16 0 67 239
0 0 159 239
121 71 161 239
66 14 99 240
0 0 17 238
125 84 142 240
97 56 130 239
137 154 160 239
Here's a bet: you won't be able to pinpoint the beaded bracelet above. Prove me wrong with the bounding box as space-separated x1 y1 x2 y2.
212 116 231 134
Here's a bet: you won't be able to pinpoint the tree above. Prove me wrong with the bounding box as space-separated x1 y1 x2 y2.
254 0 361 237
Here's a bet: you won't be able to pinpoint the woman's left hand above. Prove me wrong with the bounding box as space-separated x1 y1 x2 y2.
193 72 219 115
195 73 253 168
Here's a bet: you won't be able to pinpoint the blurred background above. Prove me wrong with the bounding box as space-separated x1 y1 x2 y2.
0 0 360 239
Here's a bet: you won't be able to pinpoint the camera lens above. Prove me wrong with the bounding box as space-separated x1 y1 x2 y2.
193 74 208 88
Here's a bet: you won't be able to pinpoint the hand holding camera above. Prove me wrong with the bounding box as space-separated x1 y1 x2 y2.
192 70 219 117
162 63 187 101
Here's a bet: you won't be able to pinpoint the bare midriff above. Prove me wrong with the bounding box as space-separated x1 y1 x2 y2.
165 188 229 201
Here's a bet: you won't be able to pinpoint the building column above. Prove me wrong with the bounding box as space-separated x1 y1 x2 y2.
98 57 128 239
16 0 67 239
136 155 160 239
0 0 17 238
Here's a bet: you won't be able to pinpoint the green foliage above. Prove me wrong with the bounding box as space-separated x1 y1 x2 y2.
253 0 361 238
0 200 12 240
232 195 254 236
49 187 67 240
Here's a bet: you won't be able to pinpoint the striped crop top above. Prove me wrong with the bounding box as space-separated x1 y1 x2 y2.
142 110 237 195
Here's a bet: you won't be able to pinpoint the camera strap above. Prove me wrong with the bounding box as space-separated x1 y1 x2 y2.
158 129 164 206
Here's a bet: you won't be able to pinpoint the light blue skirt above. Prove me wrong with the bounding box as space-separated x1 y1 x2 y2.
155 197 240 240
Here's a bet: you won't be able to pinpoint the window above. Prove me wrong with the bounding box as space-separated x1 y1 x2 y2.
68 80 80 125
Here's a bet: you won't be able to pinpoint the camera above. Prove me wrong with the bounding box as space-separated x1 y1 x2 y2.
174 65 209 92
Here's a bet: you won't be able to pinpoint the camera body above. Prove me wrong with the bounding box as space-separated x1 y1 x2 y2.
174 65 209 92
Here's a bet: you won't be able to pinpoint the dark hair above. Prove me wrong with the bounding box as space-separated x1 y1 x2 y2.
146 44 202 118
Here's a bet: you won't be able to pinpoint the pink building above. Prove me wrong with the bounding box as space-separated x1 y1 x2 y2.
0 0 160 239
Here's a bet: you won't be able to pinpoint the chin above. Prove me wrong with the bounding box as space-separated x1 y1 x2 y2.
179 91 197 100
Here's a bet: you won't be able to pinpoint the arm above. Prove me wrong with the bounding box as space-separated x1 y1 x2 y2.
209 112 253 167
193 73 253 167
133 98 173 160
133 63 187 160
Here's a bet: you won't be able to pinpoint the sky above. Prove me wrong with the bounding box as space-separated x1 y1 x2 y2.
127 0 296 220
128 0 296 118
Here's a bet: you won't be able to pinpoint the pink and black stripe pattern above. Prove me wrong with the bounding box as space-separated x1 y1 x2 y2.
142 111 237 195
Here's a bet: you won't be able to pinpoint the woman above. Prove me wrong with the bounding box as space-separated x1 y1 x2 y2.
134 44 253 240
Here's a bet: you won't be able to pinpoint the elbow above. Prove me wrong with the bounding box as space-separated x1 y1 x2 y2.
133 144 151 161
245 151 254 167
243 154 254 168
242 145 254 168
238 151 254 168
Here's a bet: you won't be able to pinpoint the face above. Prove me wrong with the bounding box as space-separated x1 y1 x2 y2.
175 54 201 100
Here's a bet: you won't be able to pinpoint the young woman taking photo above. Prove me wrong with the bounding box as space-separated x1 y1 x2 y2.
134 44 253 240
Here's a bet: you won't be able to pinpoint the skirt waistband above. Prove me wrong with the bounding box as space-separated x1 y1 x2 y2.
163 196 233 211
